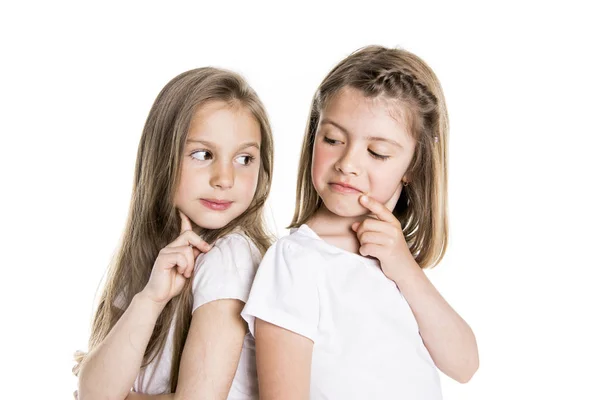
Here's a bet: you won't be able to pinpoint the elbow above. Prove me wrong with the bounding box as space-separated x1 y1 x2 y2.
439 344 479 384
77 378 126 400
76 375 92 400
455 369 476 384
76 365 98 400
75 387 104 400
453 330 480 384
75 388 99 400
453 354 479 384
76 371 100 400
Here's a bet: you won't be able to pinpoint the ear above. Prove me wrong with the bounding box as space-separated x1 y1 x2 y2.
401 174 410 186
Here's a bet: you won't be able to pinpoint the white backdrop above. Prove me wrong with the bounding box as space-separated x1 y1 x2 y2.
1 1 599 399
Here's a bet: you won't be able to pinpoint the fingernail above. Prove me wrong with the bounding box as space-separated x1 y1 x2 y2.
360 195 368 204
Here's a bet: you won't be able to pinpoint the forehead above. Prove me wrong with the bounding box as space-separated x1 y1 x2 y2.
320 87 413 144
188 101 261 144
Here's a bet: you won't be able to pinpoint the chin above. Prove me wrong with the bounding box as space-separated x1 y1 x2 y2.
189 214 234 230
322 197 365 218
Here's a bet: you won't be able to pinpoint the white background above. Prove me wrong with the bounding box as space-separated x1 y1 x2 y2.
1 1 599 399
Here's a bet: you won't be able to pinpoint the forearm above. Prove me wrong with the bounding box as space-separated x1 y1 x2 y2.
393 265 479 383
79 292 166 400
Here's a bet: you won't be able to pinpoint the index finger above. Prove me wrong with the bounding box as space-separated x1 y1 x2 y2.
358 195 397 223
179 211 193 234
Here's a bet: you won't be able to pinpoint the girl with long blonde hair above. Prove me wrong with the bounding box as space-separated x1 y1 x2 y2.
75 67 273 400
242 46 478 399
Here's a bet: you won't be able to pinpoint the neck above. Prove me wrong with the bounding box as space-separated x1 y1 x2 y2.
306 206 369 254
307 205 362 237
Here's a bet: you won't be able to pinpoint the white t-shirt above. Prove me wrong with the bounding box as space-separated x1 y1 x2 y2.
133 232 261 399
242 225 442 400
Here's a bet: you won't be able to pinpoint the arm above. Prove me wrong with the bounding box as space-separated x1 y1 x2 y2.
79 213 212 400
125 299 248 400
254 319 313 400
393 265 479 383
175 299 248 400
353 195 479 383
78 291 166 400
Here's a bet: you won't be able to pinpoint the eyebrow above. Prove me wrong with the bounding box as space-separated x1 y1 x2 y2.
320 118 403 148
186 139 260 151
365 136 403 148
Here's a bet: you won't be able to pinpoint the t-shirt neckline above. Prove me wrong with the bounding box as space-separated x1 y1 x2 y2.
295 224 381 267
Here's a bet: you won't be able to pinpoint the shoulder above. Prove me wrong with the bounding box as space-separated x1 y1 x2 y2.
259 227 328 273
242 227 323 341
191 232 263 310
276 225 332 258
213 232 261 257
195 232 261 272
274 226 322 254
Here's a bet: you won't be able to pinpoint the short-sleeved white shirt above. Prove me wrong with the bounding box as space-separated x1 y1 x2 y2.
242 225 442 400
133 232 261 399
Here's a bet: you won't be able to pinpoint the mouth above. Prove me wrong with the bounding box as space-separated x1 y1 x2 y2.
329 182 362 194
199 198 233 211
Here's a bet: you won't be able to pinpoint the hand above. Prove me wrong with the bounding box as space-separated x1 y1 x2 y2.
351 195 418 281
142 212 212 305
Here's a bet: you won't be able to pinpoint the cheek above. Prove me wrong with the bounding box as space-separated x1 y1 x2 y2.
368 165 404 201
237 166 260 199
312 144 336 181
174 166 195 203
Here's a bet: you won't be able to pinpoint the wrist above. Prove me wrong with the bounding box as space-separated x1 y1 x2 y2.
136 290 168 315
390 258 424 288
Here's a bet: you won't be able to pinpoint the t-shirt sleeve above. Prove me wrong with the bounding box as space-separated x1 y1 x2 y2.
241 239 320 342
192 234 260 313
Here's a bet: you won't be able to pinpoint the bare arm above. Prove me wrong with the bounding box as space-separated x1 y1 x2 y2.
353 195 479 384
393 265 479 383
79 214 212 400
78 291 166 400
176 299 248 399
254 319 313 400
125 299 249 400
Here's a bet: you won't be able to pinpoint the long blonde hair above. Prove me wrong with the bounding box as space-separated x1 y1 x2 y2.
290 45 448 269
74 67 274 392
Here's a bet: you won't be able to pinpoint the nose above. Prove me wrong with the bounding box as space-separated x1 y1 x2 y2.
210 161 234 189
334 147 361 176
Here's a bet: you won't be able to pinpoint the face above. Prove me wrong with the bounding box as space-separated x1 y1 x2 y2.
174 101 262 230
312 87 417 218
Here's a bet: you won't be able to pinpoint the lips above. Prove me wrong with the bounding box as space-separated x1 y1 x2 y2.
329 182 362 194
199 198 233 211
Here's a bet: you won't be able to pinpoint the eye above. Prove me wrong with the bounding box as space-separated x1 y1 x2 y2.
235 155 255 166
323 136 342 145
368 149 390 161
191 150 212 161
